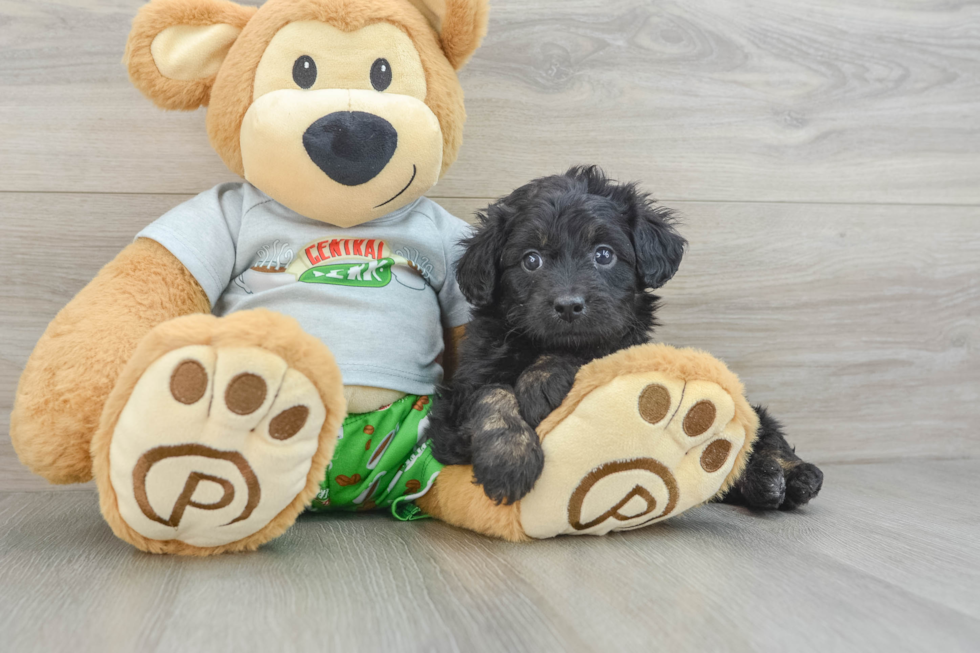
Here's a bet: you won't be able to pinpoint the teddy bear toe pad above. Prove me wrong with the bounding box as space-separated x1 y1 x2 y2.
108 345 326 548
520 373 746 538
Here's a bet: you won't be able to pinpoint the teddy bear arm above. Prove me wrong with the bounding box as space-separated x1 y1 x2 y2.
10 238 210 484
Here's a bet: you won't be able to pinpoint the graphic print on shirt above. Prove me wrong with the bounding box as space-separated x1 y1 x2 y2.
233 237 430 294
233 240 294 293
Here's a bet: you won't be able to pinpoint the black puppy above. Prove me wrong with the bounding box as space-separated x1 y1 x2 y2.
428 166 823 509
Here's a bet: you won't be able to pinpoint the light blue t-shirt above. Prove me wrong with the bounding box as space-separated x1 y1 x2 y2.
138 183 473 395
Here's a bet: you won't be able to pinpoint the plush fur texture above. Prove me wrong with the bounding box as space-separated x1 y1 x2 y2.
10 239 210 484
416 464 530 541
438 0 490 70
125 0 486 179
91 309 347 555
125 0 257 111
428 166 689 503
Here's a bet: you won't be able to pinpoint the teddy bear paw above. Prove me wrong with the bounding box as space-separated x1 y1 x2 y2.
519 373 749 538
105 345 327 549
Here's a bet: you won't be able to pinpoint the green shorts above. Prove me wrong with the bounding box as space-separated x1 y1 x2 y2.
308 393 444 521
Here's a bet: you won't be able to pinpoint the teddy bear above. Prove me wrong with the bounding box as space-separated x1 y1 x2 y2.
10 0 761 555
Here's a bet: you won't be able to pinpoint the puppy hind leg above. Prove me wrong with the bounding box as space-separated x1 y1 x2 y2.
426 387 475 465
719 405 823 510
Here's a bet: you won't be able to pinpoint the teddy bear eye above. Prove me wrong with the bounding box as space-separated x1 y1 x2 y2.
594 246 616 267
293 55 317 89
522 251 543 272
370 58 392 92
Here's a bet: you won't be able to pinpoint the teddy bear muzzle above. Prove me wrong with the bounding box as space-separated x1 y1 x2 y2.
240 88 442 228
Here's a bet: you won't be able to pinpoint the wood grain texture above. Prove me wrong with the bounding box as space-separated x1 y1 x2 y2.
1 461 978 652
2 192 977 490
652 201 980 465
1 5 978 650
1 0 979 202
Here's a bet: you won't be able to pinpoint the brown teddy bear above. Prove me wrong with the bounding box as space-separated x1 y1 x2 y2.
10 0 759 555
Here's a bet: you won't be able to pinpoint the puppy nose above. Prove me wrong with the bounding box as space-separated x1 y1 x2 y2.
303 111 398 186
554 296 586 322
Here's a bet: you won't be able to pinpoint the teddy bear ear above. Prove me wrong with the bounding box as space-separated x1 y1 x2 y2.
408 0 490 70
124 0 257 111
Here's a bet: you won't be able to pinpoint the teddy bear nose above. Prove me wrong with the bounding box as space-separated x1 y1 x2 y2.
302 111 398 186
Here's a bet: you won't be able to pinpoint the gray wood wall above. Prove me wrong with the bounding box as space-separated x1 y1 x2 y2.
2 0 978 491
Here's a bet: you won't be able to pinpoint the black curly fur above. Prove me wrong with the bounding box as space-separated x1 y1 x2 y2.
719 406 824 510
428 166 823 510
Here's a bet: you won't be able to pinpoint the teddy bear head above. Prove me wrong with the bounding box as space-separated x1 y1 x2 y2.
125 0 489 227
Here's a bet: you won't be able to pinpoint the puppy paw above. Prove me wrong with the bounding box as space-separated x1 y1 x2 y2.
472 431 545 505
726 455 824 510
515 355 580 427
782 461 824 510
469 386 545 504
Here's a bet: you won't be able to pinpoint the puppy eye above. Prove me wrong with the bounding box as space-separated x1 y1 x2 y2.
594 246 616 267
371 58 392 91
522 251 543 272
293 55 317 89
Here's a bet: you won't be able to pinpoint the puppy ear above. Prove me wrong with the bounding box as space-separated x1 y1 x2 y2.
456 204 509 308
628 190 687 290
408 0 490 70
124 0 256 111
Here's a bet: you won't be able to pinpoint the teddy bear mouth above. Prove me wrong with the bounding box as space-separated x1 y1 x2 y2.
374 164 418 209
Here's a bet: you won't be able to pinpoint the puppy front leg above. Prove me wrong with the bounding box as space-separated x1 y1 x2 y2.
467 385 544 505
515 354 583 428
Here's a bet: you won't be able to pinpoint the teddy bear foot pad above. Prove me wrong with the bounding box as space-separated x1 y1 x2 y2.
520 371 749 538
103 343 327 550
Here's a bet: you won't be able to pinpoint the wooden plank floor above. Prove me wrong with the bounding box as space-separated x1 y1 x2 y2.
1 0 979 650
1 461 978 652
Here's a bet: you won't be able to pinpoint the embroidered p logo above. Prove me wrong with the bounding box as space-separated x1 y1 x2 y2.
132 444 261 529
567 458 679 532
